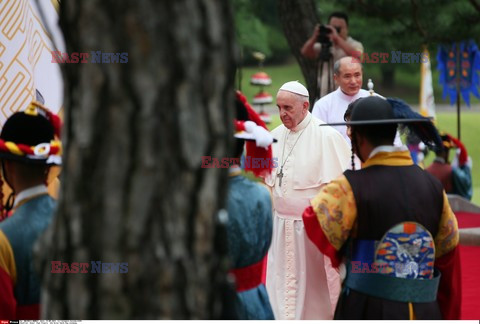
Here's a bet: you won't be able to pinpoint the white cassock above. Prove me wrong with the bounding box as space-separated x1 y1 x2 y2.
264 112 350 320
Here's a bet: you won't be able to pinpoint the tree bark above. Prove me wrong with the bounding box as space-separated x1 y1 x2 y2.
277 0 319 107
38 0 237 319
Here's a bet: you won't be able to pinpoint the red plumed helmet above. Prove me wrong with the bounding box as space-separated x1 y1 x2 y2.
234 91 274 178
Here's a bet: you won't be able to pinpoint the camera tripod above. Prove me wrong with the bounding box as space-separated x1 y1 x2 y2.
316 42 335 100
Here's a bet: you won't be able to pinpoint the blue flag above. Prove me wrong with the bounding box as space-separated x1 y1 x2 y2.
437 40 480 106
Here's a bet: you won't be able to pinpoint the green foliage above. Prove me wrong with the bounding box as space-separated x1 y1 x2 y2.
265 25 291 64
340 0 480 44
232 0 291 64
233 0 271 57
316 0 480 49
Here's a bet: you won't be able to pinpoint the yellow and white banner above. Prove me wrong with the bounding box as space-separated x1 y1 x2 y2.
0 0 64 125
419 46 436 119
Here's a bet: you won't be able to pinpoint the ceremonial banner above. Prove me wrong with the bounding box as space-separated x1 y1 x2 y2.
437 40 480 107
419 46 436 118
0 0 64 125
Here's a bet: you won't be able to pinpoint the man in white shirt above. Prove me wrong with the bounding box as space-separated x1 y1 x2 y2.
265 81 350 320
312 56 371 143
312 57 403 152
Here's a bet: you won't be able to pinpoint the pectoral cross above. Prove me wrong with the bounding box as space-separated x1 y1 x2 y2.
277 167 284 187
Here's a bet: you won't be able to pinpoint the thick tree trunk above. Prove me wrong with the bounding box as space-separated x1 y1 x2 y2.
277 0 319 107
38 0 237 319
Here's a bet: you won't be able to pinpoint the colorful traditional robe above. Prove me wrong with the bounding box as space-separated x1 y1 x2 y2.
303 147 461 320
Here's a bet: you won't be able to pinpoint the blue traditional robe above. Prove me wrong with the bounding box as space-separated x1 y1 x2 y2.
0 185 55 319
226 173 274 319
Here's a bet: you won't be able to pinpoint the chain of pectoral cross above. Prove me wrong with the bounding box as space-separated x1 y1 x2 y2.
277 119 311 187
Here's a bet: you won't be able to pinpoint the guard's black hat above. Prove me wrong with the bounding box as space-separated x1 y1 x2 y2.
321 96 442 148
0 102 62 165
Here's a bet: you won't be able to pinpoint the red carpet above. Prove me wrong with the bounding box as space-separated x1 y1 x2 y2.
455 211 480 320
459 245 480 319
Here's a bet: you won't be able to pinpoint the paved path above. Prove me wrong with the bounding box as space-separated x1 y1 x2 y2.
460 227 480 245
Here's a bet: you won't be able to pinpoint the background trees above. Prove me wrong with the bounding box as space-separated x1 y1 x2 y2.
233 0 480 99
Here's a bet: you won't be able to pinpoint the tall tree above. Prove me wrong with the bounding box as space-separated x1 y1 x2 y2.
277 0 319 106
38 0 237 319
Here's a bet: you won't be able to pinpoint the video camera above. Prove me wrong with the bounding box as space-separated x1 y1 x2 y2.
317 25 341 45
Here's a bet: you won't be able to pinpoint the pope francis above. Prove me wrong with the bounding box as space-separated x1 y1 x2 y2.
264 81 350 319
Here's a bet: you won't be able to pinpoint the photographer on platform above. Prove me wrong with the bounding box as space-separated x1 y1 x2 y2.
301 12 364 99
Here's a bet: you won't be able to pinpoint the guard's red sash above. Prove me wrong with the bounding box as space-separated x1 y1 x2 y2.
229 256 266 292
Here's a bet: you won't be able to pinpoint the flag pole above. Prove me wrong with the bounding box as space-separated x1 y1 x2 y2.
419 45 436 120
456 42 461 140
